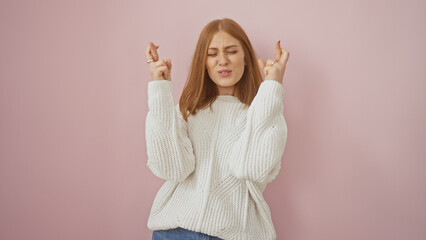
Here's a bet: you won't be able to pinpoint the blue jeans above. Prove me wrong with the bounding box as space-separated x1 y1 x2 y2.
152 227 224 240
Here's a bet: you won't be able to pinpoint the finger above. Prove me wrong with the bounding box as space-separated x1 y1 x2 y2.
275 41 282 61
145 44 154 61
166 58 172 71
149 59 166 68
156 65 168 71
164 59 171 80
156 65 168 77
154 59 166 66
149 42 159 61
158 65 170 79
279 48 290 64
150 42 160 61
258 59 266 70
145 42 157 61
266 58 276 66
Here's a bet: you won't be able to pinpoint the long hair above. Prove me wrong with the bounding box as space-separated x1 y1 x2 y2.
179 18 263 121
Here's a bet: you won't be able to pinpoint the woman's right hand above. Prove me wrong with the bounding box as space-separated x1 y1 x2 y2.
145 42 172 81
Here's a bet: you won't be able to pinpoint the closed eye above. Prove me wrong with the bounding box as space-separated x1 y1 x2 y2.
207 51 238 56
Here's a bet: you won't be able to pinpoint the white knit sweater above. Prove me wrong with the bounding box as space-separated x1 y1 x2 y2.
145 79 288 240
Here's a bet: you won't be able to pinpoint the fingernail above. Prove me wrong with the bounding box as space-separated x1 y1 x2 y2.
278 40 281 44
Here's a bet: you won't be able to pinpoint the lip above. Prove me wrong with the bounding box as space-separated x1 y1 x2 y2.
218 69 232 73
218 69 232 77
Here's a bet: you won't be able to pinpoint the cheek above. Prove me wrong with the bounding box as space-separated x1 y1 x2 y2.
235 56 245 73
206 60 215 73
234 55 245 68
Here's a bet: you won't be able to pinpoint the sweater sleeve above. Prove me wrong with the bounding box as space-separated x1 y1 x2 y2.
145 80 196 182
228 80 288 183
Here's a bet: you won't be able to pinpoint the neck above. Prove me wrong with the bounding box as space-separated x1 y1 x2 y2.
217 86 236 96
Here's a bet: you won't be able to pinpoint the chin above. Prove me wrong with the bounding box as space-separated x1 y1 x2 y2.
214 78 239 87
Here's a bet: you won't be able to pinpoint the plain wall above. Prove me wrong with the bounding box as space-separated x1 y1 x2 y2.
1 0 425 239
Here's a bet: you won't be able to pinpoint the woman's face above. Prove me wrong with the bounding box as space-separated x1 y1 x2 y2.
205 31 245 96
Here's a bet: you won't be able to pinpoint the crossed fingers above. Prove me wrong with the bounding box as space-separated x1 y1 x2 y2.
145 42 159 62
272 40 289 66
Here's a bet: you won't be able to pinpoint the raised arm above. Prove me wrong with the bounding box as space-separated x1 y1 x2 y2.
145 81 196 182
229 41 290 184
145 42 195 182
228 80 288 183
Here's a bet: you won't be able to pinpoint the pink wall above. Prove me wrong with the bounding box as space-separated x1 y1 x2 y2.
1 0 425 239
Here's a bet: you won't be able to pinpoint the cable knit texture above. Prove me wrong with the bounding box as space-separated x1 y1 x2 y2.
145 80 288 240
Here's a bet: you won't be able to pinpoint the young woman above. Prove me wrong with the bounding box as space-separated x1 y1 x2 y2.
145 18 289 240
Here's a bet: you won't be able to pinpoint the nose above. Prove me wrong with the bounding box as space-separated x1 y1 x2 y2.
218 52 229 66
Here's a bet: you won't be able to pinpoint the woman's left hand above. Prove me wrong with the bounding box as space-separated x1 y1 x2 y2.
258 41 290 83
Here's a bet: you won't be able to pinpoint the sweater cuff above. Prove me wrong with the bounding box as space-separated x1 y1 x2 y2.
147 80 174 120
258 80 284 99
249 80 284 125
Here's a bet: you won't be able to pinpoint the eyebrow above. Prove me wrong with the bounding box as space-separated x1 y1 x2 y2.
208 45 239 50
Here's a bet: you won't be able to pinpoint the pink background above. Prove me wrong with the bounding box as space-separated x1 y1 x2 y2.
1 0 425 239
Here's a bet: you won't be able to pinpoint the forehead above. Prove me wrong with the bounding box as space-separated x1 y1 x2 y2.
208 31 241 48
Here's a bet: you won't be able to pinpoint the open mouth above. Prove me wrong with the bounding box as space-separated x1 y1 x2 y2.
218 70 232 77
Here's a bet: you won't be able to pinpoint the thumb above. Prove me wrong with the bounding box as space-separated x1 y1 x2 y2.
258 59 266 70
166 58 172 70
